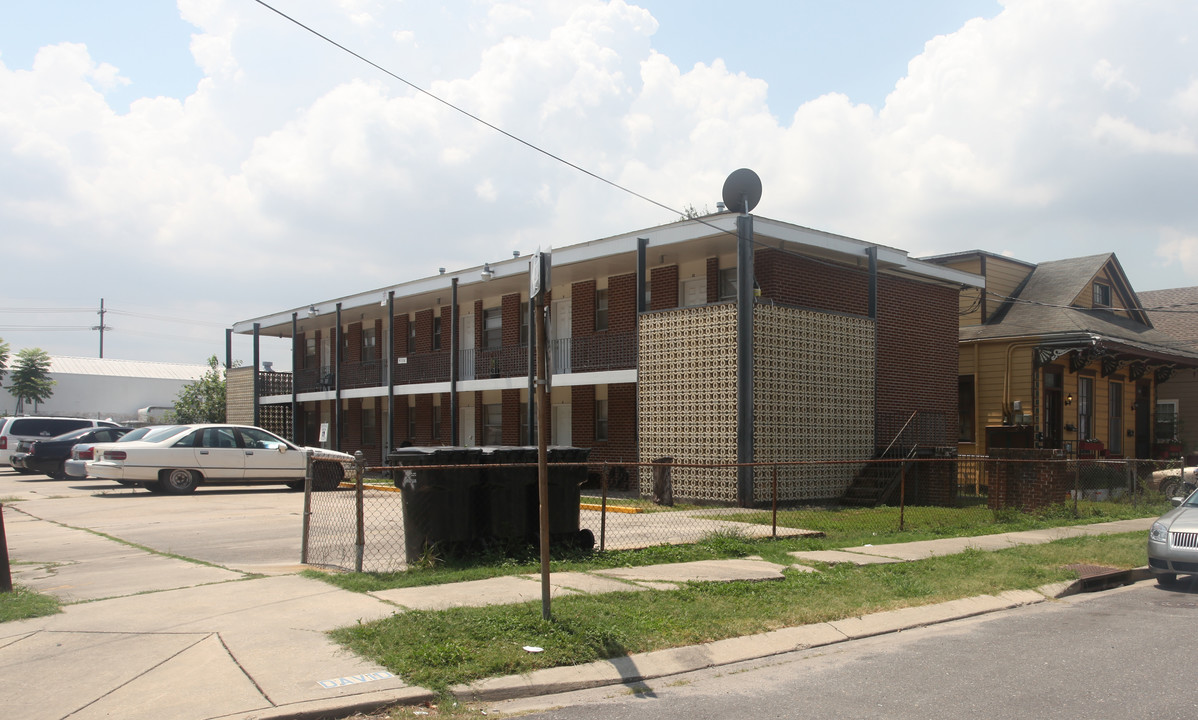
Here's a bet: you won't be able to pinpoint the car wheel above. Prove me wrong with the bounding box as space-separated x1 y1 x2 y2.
312 462 344 491
48 462 68 480
144 481 166 493
160 469 200 495
1157 572 1177 586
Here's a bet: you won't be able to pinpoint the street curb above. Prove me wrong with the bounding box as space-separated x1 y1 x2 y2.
449 585 1067 703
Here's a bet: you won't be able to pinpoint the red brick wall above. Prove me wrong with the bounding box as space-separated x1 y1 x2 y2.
502 294 522 347
987 450 1071 510
502 389 522 445
439 391 452 441
394 315 409 358
608 273 637 333
572 385 595 446
392 400 410 447
706 257 720 303
414 310 434 354
754 248 958 447
414 395 434 445
573 280 596 336
346 323 362 364
650 266 678 311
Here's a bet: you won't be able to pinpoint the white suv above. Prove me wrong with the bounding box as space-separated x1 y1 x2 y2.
0 416 121 468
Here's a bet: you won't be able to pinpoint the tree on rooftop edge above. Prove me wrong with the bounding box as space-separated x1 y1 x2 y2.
0 338 9 388
169 355 227 424
7 348 54 414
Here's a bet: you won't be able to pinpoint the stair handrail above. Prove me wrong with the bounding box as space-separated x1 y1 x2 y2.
880 410 923 459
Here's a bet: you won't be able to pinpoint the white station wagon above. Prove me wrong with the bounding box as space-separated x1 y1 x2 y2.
86 424 353 494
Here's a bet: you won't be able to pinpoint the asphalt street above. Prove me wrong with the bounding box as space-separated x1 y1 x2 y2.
491 581 1198 720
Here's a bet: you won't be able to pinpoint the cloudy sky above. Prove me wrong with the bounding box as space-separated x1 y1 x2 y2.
2 0 1196 369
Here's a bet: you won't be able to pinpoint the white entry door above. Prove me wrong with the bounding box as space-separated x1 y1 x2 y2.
682 277 706 307
552 299 572 374
552 404 572 446
459 313 475 381
459 405 476 446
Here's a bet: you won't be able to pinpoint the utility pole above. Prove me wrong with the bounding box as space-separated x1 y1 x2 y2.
93 298 111 358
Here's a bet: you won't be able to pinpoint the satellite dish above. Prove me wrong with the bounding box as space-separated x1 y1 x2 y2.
721 168 762 214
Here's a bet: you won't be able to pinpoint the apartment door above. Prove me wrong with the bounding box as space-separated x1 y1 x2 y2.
552 404 572 446
552 299 572 374
459 313 475 381
681 277 706 307
459 405 476 446
1042 367 1063 450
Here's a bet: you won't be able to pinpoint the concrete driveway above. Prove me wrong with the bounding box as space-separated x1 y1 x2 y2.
1 467 308 575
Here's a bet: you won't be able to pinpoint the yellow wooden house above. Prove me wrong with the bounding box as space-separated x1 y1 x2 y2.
923 251 1198 458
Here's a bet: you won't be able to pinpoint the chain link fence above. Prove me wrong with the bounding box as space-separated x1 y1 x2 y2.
300 455 1181 573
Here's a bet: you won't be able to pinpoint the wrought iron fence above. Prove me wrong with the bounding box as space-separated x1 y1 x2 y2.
300 455 1178 573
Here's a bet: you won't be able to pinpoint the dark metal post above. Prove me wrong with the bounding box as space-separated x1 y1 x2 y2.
867 247 878 451
225 329 233 372
450 277 459 446
291 312 299 443
354 451 365 572
736 214 755 507
0 504 11 593
535 267 552 620
527 275 537 445
899 462 907 531
334 303 342 451
636 236 649 314
386 291 395 455
252 322 261 428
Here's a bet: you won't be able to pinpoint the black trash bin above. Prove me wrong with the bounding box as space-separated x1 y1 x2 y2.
547 446 594 549
389 446 484 563
480 446 540 544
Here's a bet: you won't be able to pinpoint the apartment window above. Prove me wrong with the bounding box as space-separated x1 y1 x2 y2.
1078 377 1094 439
304 338 317 369
1157 400 1179 442
719 267 738 300
432 405 442 440
361 328 377 361
433 317 442 350
520 302 530 346
407 321 416 354
1093 283 1112 307
595 399 609 441
958 375 975 442
595 289 609 331
483 307 502 349
1108 382 1123 454
483 403 503 445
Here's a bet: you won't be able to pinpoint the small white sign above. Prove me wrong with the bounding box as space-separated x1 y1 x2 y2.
318 423 329 443
317 671 395 689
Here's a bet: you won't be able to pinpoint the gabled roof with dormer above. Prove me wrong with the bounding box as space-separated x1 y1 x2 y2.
958 253 1198 364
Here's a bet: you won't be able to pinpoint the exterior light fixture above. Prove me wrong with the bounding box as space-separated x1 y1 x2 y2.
307 305 318 317
1066 393 1073 405
481 263 494 281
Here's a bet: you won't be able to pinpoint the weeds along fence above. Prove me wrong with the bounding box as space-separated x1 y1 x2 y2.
301 455 1181 573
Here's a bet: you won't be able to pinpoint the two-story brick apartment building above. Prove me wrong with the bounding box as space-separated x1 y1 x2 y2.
229 213 980 506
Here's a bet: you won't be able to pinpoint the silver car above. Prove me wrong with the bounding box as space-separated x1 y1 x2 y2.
1148 490 1198 584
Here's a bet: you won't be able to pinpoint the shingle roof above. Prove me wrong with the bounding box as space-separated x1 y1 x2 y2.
1139 286 1198 353
964 255 1198 364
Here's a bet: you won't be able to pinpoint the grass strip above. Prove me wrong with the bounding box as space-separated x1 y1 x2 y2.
330 531 1147 692
0 585 61 622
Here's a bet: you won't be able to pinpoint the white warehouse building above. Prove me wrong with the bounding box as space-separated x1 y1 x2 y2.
0 356 210 423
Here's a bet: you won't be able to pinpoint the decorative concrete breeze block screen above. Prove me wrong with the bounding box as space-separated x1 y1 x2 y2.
638 302 875 504
753 304 874 501
639 303 739 502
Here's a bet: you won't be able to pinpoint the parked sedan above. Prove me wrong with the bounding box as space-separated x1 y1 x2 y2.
86 424 353 495
10 425 134 479
1148 489 1198 584
65 426 165 479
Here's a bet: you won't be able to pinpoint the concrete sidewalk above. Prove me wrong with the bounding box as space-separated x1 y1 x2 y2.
0 506 1154 720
